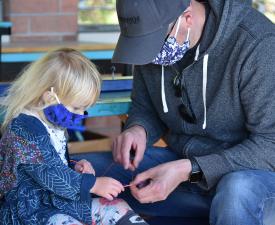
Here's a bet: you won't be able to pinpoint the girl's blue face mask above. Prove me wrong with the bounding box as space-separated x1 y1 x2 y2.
152 17 190 66
43 89 88 130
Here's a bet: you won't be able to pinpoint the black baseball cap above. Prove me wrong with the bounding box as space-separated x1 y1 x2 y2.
112 0 191 65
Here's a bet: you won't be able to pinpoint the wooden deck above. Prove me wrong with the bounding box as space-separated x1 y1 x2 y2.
2 41 116 62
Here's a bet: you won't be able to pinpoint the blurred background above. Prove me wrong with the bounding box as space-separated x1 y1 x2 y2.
0 0 274 44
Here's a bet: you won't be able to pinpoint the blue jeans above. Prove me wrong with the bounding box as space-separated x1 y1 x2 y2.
72 147 275 225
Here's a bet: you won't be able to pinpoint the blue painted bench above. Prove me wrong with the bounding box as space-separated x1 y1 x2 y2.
2 48 114 63
0 21 12 36
0 77 132 119
0 78 132 147
1 42 133 81
2 42 115 63
0 22 12 65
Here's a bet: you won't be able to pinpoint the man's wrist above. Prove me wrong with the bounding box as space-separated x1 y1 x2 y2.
177 159 192 182
189 158 203 183
128 125 147 139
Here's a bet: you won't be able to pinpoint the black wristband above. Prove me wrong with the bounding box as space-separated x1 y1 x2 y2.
189 158 203 183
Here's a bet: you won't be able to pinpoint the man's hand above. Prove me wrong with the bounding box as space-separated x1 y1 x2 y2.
112 125 147 171
74 159 95 175
130 159 192 203
90 177 125 201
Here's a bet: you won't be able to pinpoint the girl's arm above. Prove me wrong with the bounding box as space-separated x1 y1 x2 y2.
19 163 96 201
2 120 95 201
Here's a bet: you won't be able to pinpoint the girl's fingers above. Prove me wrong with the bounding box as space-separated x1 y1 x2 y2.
112 179 124 191
105 194 114 201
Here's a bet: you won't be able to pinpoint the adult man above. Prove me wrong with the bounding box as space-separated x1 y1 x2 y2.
85 0 275 224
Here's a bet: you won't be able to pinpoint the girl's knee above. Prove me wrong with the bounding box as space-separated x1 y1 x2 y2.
46 214 83 225
92 198 132 224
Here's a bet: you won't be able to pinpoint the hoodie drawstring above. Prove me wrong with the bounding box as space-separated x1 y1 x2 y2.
194 44 200 61
161 66 169 113
202 54 209 129
161 48 209 130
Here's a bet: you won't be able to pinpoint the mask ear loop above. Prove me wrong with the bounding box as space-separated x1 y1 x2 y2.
185 27 191 42
174 17 181 38
182 2 191 42
50 87 61 104
174 16 190 44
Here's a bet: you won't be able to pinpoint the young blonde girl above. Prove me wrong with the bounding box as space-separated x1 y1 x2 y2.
0 48 148 225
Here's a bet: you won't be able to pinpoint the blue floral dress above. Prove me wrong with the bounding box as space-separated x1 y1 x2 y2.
0 114 96 225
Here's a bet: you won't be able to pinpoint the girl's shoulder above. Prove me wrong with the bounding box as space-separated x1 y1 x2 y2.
0 115 48 196
9 113 48 137
1 114 51 153
1 113 65 165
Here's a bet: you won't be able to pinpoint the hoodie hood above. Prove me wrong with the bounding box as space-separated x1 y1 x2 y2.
199 0 252 54
160 0 254 129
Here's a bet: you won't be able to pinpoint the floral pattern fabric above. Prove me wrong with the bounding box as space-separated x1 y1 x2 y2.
46 198 131 225
0 114 95 225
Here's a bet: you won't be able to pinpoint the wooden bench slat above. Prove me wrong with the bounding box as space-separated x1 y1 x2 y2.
68 138 112 154
2 42 116 53
0 83 132 119
0 22 12 35
2 50 115 62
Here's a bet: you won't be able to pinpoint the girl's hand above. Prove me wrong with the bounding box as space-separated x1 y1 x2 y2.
74 159 95 175
90 177 125 201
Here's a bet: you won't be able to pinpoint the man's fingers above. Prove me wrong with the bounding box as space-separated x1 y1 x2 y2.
133 145 145 169
112 138 122 164
128 164 136 171
121 136 132 170
133 170 153 185
131 183 155 203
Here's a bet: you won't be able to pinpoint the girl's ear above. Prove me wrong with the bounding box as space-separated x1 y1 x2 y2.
42 91 55 105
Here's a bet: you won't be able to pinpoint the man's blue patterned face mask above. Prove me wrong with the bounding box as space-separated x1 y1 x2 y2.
43 88 88 130
152 17 190 66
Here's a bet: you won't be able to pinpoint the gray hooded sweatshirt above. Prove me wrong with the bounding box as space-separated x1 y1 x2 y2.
124 0 275 190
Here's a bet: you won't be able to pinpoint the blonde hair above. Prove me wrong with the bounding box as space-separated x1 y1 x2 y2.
1 48 101 131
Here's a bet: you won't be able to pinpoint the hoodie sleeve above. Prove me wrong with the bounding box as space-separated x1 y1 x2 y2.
195 35 275 189
124 65 167 146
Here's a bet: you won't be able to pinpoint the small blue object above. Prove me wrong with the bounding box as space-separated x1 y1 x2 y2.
101 79 133 92
0 84 132 123
0 21 12 28
2 50 114 63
